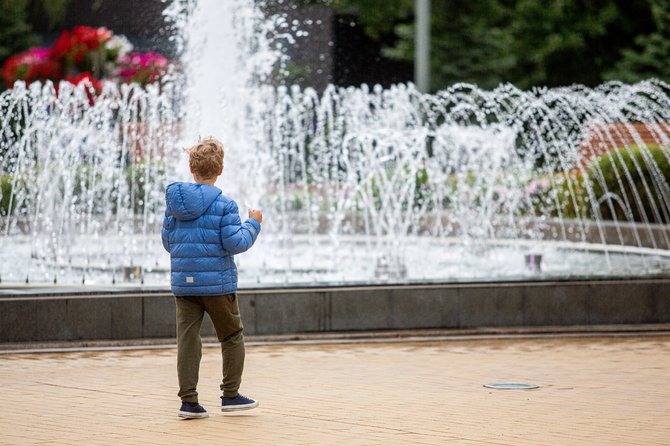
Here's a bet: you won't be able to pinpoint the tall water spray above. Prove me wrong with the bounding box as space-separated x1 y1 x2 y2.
1 0 670 286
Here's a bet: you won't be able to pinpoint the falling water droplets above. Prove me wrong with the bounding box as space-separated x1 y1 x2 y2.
0 2 669 286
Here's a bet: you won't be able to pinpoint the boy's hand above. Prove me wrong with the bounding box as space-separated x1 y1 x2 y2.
249 208 263 223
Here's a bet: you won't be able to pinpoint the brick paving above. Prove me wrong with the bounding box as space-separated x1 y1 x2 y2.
1 335 669 445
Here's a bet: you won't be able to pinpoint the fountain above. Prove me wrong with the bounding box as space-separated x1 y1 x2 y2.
1 0 669 289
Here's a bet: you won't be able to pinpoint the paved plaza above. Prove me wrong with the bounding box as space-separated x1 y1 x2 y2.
1 334 669 445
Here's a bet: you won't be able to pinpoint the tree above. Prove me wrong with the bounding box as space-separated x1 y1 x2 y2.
318 0 662 90
324 0 515 90
0 0 71 65
0 0 39 66
605 0 670 83
426 0 515 90
507 0 656 89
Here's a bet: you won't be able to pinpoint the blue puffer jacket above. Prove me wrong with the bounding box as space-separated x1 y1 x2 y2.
161 182 261 296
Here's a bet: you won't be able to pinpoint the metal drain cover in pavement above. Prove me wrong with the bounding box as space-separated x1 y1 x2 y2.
484 383 539 390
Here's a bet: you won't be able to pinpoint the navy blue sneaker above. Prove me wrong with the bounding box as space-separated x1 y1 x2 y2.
178 402 209 419
221 394 259 412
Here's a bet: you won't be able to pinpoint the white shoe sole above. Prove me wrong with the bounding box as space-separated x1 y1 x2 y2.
221 401 259 412
178 410 209 419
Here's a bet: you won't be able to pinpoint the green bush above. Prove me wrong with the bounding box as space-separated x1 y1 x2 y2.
0 173 31 217
553 171 589 220
0 175 13 215
586 144 670 223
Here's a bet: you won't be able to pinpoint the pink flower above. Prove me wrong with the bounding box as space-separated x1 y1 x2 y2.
118 51 170 85
526 178 550 197
1 47 62 88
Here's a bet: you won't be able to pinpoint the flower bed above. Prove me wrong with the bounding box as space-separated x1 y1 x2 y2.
1 26 170 91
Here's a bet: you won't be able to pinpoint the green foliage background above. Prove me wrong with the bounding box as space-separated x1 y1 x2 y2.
0 0 39 64
2 0 669 90
0 0 70 66
324 0 668 90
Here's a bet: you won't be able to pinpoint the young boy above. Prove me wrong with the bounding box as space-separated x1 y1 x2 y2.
161 137 262 419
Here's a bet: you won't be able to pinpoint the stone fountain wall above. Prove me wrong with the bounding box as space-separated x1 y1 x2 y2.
1 279 669 344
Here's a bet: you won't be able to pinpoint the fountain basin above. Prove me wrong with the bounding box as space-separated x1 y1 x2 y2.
2 233 670 287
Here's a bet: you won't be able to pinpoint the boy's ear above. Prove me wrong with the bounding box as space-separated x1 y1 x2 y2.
218 165 223 175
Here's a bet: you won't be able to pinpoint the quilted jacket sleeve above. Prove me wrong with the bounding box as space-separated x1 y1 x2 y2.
220 200 261 255
161 208 172 253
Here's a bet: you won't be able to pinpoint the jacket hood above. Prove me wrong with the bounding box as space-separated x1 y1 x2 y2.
166 182 222 221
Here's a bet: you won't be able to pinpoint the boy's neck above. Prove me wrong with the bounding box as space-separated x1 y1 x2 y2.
194 177 218 186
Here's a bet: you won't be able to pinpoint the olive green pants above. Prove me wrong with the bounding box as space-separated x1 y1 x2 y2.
175 294 245 403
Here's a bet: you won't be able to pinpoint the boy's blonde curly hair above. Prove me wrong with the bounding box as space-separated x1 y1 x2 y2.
185 137 224 180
